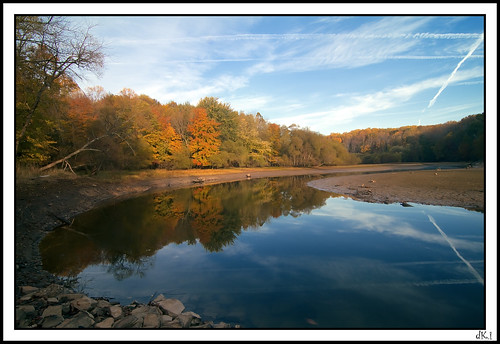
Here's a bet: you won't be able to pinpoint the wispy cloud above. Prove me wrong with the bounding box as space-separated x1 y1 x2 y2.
427 34 484 109
273 66 483 133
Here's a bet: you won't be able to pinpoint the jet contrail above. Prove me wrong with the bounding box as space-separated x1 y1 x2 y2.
427 215 484 285
427 34 484 109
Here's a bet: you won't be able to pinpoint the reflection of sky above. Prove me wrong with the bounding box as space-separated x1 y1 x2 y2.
77 197 484 328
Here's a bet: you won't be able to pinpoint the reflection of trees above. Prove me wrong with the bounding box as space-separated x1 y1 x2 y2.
40 176 332 279
106 254 154 281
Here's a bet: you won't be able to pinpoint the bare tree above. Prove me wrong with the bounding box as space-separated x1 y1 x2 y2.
15 16 105 154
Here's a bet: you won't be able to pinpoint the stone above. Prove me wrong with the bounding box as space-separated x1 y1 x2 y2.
56 311 95 328
152 293 167 303
160 318 183 328
95 317 114 328
213 321 231 328
58 293 86 302
47 297 59 304
34 284 66 298
16 305 36 323
159 314 173 327
113 315 141 328
109 305 123 319
177 313 193 328
41 315 65 328
71 295 97 312
42 305 62 318
156 298 185 317
20 286 39 295
142 313 160 328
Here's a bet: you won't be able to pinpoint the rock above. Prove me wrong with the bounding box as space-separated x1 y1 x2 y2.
95 317 114 328
58 293 86 302
47 297 59 304
42 305 62 318
142 313 160 328
156 298 185 317
113 315 141 328
57 311 95 328
109 305 123 319
213 321 231 328
34 284 67 298
177 313 194 328
160 317 183 328
20 286 39 295
152 293 167 303
71 295 97 312
159 314 173 326
41 315 65 328
16 305 36 324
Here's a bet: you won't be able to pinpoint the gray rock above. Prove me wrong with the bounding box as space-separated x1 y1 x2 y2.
71 295 97 312
159 314 173 327
142 313 160 328
20 286 39 295
177 313 193 328
95 317 114 328
113 315 141 328
57 311 95 328
156 298 185 317
58 293 86 302
41 315 65 328
152 293 167 303
47 297 59 304
109 305 123 319
16 305 36 323
42 305 62 318
213 321 231 328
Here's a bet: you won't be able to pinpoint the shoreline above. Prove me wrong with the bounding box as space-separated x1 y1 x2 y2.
13 162 478 328
307 167 484 212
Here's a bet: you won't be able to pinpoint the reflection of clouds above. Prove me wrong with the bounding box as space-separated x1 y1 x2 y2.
313 198 483 252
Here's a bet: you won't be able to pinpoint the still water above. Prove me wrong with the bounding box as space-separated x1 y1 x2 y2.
40 175 484 328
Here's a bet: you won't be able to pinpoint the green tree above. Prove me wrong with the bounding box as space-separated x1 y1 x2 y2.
15 16 104 157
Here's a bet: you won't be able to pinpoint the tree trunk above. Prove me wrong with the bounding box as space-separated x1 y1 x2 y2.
39 135 106 171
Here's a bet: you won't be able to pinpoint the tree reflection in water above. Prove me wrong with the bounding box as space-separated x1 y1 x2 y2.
40 176 333 279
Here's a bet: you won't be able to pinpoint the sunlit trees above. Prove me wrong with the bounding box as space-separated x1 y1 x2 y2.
188 108 221 168
333 113 485 164
15 16 104 157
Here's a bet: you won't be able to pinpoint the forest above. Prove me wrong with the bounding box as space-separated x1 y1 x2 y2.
15 16 485 174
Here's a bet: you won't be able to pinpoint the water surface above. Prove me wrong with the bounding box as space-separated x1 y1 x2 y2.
40 175 484 328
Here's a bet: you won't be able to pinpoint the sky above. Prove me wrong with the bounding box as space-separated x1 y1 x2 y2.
3 4 498 342
65 13 487 135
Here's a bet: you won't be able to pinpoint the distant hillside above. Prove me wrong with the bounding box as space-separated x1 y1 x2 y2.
329 113 485 164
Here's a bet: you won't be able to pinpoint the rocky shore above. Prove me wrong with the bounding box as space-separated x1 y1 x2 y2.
16 284 236 329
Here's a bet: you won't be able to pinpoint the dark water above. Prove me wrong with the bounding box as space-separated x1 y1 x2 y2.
39 175 485 328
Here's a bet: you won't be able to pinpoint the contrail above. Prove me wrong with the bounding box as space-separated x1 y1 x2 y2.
427 215 484 285
427 34 484 109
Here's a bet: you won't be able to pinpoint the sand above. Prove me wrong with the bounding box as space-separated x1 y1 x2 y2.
307 167 485 212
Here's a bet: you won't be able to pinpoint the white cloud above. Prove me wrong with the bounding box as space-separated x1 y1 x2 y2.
272 66 483 133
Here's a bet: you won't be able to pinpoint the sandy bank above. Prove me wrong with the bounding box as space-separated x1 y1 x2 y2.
307 167 484 212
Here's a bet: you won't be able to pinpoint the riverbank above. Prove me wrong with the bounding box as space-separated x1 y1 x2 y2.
307 166 485 212
12 162 473 328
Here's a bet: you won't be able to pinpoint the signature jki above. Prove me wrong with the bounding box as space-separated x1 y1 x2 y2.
476 331 493 340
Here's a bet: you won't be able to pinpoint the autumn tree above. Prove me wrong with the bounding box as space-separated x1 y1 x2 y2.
187 108 221 167
15 16 104 158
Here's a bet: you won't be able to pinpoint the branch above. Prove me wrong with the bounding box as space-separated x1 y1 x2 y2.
39 134 107 171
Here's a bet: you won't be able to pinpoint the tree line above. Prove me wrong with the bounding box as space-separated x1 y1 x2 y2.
15 16 357 172
330 113 485 164
15 16 484 174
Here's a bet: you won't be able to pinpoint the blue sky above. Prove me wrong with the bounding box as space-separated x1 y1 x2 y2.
69 14 485 135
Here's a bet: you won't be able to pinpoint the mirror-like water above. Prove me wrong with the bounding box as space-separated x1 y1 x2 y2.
40 175 484 328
